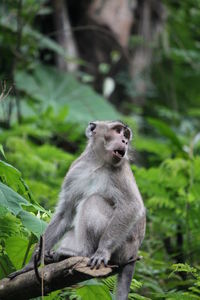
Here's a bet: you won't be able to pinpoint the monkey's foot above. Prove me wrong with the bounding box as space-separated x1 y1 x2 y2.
44 251 59 264
8 264 34 280
44 250 73 264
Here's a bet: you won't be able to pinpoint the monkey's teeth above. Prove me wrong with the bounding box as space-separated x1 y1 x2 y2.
114 150 125 157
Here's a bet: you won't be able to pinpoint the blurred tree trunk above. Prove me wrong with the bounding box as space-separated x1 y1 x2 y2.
51 0 79 72
71 0 166 107
88 0 135 48
42 0 166 109
130 0 166 106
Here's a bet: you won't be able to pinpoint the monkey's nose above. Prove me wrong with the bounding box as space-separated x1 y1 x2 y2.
122 139 128 145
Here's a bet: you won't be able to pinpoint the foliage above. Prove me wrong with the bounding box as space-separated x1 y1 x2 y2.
0 154 49 278
14 64 121 124
152 0 200 112
0 0 200 299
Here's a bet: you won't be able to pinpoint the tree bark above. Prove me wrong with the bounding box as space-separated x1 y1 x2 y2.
130 0 166 105
88 0 136 48
51 0 79 72
0 257 117 300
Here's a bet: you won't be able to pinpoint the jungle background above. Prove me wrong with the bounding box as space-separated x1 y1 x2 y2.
0 0 200 299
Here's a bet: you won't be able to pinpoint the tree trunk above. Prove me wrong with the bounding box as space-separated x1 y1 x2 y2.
88 0 136 48
130 0 166 105
51 0 79 72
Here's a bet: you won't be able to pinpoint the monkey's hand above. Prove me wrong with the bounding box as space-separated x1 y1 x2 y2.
88 248 111 269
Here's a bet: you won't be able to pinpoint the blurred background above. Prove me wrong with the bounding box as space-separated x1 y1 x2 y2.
0 0 200 299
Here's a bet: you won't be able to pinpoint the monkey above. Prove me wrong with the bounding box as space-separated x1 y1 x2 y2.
8 120 146 300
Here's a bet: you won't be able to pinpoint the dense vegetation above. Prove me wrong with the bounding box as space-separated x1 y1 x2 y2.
0 0 200 299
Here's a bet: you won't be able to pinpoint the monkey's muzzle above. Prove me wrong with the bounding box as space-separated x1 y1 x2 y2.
113 149 125 159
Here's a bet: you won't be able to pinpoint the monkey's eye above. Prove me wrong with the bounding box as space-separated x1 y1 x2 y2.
89 122 96 131
124 128 131 139
113 126 122 134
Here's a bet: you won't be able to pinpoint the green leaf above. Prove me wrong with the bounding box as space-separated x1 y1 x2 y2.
15 64 121 123
5 236 31 270
129 293 151 300
0 254 15 279
0 181 29 215
171 263 197 276
147 118 183 150
0 212 21 240
0 160 27 196
76 282 112 300
0 182 47 237
18 210 46 238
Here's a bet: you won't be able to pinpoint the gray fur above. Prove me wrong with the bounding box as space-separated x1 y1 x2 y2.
9 121 146 300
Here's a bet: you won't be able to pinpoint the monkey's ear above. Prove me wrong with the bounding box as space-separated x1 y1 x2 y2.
85 122 97 138
129 128 133 141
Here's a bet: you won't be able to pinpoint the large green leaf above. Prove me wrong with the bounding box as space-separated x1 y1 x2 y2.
18 210 46 237
147 118 183 150
0 160 27 196
0 159 51 214
0 254 15 279
0 182 47 237
15 65 121 123
0 181 28 215
76 281 112 300
5 236 32 270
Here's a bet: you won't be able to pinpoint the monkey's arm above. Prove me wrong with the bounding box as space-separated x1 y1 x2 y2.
89 198 144 269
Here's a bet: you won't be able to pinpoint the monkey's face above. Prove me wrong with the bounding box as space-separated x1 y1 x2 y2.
86 121 132 166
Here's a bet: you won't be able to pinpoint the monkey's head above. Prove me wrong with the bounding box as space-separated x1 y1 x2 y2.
86 120 132 166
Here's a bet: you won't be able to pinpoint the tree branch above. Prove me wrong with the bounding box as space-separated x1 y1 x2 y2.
0 256 118 300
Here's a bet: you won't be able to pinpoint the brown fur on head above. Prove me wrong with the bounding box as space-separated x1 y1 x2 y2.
85 120 133 166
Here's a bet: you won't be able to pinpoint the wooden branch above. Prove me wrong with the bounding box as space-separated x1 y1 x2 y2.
0 257 118 300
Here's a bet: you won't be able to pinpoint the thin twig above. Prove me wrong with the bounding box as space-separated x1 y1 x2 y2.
0 81 12 102
41 236 45 300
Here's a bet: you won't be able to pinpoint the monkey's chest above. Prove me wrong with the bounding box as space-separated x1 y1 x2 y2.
74 168 113 199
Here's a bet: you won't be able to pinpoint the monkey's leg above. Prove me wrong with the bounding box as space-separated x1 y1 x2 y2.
116 261 135 300
76 195 113 268
44 248 82 264
46 195 113 267
7 262 35 279
45 229 83 264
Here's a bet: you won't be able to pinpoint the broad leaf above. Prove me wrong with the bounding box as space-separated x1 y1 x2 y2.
148 118 183 150
18 210 46 238
0 254 15 280
5 236 32 270
0 160 27 196
0 182 47 237
15 65 121 123
76 282 112 300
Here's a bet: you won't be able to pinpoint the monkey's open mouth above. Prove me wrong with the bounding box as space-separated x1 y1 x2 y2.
113 149 125 158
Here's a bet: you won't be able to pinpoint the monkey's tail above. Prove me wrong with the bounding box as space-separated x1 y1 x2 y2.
116 260 136 300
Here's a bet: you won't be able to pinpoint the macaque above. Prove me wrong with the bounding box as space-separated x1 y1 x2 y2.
9 120 146 300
